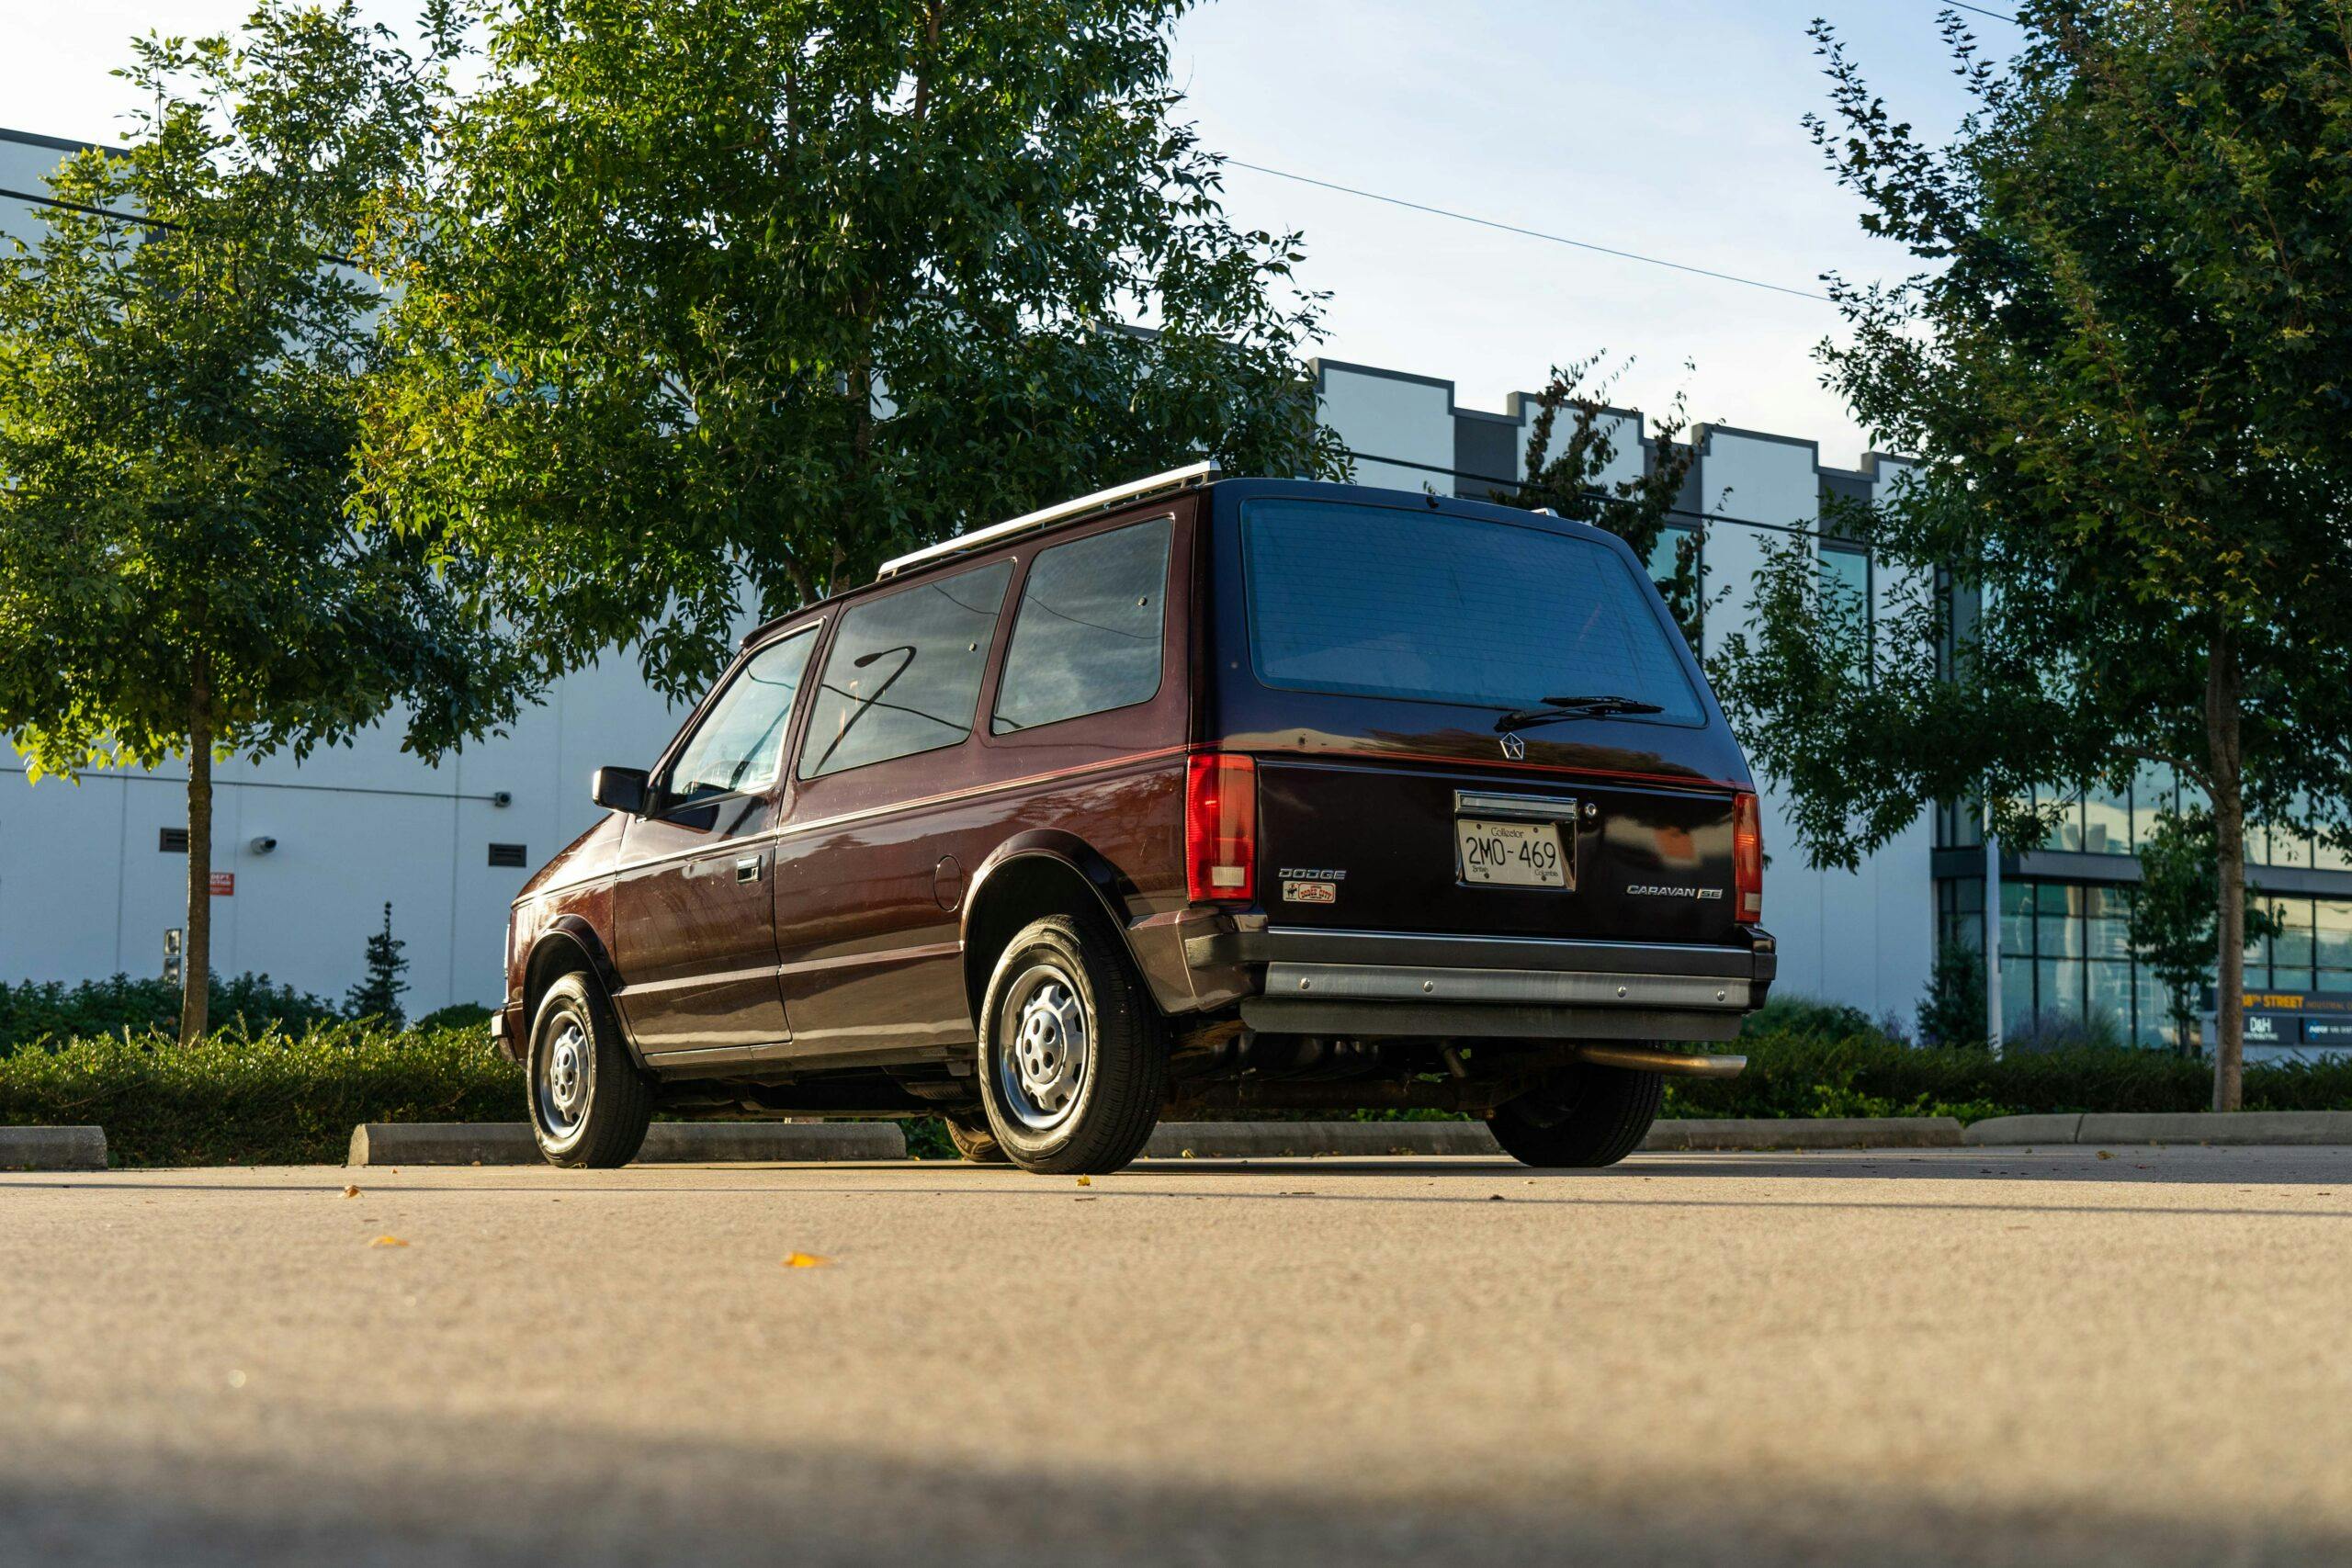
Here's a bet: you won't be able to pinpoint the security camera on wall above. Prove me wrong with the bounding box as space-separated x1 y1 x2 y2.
249 836 277 855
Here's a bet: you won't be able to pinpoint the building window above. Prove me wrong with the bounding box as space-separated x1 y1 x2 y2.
1816 543 1871 663
1977 877 2175 1046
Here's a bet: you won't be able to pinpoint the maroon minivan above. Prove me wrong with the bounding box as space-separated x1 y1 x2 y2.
492 465 1770 1173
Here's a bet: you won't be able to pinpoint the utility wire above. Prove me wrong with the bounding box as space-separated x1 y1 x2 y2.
0 185 362 270
1943 2 2021 22
1220 159 1834 304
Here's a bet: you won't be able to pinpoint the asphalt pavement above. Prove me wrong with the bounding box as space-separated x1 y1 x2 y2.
3 1146 2347 1566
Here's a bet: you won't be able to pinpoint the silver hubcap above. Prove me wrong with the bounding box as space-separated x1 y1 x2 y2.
997 964 1089 1132
537 1019 591 1138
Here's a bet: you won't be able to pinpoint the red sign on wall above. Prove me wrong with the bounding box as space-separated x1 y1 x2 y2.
209 872 235 897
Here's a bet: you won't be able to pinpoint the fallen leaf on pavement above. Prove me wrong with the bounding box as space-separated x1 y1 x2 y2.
782 1252 831 1269
1076 1175 1091 1186
342 1185 360 1198
369 1235 409 1247
2096 1150 2114 1160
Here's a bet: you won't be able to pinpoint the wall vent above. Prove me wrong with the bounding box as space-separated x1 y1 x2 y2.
487 842 528 868
158 827 189 853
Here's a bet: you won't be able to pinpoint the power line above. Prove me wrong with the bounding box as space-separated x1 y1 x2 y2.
1942 2 2021 22
1220 159 1834 304
0 185 361 270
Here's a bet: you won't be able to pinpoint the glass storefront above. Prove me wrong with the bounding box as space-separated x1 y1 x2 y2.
1938 874 2352 1048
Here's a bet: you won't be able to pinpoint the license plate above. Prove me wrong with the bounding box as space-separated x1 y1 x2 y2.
1456 818 1570 889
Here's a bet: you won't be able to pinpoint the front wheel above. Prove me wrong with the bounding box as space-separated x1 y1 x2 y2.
526 972 652 1168
975 915 1166 1175
1487 1064 1663 1168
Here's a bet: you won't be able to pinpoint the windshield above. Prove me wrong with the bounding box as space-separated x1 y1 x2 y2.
1239 498 1705 724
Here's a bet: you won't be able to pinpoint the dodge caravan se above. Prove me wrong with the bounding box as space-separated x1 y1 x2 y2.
492 464 1770 1174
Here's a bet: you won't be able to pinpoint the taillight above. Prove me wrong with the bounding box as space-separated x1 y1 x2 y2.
1733 790 1763 923
1186 752 1257 904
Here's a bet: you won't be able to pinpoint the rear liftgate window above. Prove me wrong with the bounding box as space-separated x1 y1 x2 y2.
800 559 1014 779
1240 498 1704 724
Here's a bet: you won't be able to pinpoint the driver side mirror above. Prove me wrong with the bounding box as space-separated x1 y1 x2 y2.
591 765 650 816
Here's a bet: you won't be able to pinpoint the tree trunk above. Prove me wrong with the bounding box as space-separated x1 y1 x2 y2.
179 674 212 1044
2206 633 2245 1112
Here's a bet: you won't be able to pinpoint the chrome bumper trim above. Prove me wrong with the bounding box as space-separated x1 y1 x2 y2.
1264 962 1747 1010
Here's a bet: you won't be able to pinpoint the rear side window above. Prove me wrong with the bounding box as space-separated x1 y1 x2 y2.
799 560 1014 779
1240 499 1704 724
993 517 1172 734
663 627 817 805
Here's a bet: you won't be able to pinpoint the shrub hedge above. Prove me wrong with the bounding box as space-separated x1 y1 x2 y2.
0 1022 518 1167
0 973 342 1049
8 1004 2349 1168
1665 1027 2352 1122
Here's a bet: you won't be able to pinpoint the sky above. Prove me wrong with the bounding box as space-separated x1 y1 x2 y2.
0 0 2005 465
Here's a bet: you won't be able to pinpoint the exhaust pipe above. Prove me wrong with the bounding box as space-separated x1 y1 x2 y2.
1571 1043 1747 1078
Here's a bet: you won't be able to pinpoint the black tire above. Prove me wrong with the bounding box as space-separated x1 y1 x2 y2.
526 971 653 1168
1487 1064 1663 1168
975 914 1166 1175
942 1112 1010 1164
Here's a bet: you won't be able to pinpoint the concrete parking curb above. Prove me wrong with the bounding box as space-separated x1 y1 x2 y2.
1146 1121 1502 1158
1141 1116 1973 1158
1965 1110 2352 1146
1962 1113 2085 1145
1644 1116 1965 1150
346 1122 907 1167
0 1125 107 1171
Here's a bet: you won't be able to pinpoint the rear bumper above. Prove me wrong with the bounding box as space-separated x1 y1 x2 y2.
1184 925 1774 1044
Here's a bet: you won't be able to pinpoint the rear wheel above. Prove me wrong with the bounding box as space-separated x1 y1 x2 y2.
976 914 1166 1175
1487 1063 1663 1168
942 1112 1009 1164
527 972 652 1168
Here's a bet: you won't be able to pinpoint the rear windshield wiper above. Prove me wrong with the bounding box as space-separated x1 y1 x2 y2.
1495 694 1665 732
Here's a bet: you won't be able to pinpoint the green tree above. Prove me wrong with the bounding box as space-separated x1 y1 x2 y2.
2129 810 2281 1057
361 0 1345 701
1916 942 1988 1050
345 901 410 1026
0 2 525 1043
1491 355 1708 645
1711 6 2352 1107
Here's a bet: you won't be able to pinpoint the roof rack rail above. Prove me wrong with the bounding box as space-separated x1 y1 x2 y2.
875 459 1220 581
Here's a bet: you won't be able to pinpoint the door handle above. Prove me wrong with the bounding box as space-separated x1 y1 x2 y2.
736 854 763 884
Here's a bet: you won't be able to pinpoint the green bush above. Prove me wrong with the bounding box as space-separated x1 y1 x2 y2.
0 1021 520 1166
412 1001 494 1033
1667 1026 2352 1122
1737 994 1877 1043
0 973 342 1050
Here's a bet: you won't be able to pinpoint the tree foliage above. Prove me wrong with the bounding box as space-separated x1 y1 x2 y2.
1916 941 1989 1050
2129 809 2281 1055
1712 4 2352 1106
360 0 1347 700
1491 355 1708 645
0 2 525 1039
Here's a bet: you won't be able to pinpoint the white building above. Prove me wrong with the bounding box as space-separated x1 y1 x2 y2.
12 124 2346 1038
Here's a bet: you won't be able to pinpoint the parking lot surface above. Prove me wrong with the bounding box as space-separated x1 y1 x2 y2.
3 1146 2348 1566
